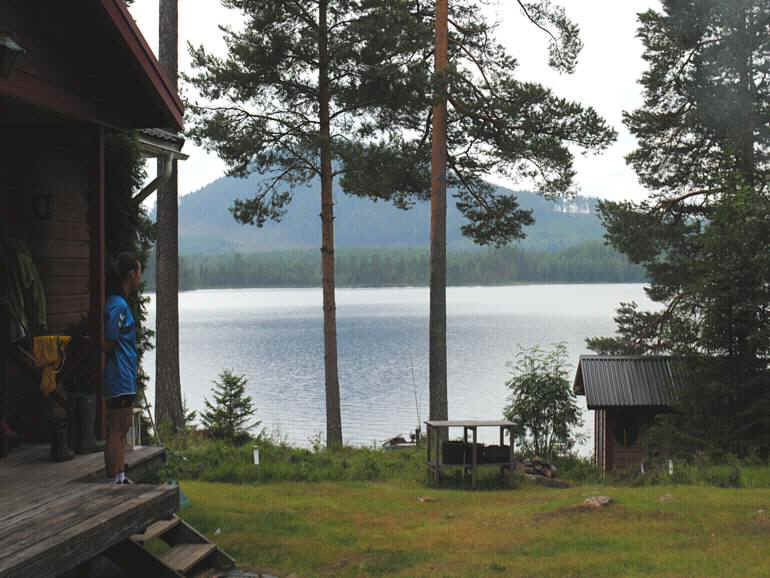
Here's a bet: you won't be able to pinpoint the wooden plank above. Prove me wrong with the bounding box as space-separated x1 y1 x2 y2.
131 516 180 543
0 446 166 503
50 199 88 224
44 276 89 297
37 259 90 279
163 520 236 571
0 485 179 578
29 240 89 261
92 126 106 440
79 446 167 483
48 312 87 333
471 427 478 490
27 221 89 242
160 544 216 574
0 483 100 543
47 294 90 316
104 538 181 577
0 486 141 558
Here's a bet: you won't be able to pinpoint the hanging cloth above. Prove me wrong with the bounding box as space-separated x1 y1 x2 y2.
33 335 71 396
2 239 48 340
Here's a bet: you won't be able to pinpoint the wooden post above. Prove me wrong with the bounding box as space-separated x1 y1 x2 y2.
471 427 478 490
426 423 432 481
90 126 106 439
0 302 8 458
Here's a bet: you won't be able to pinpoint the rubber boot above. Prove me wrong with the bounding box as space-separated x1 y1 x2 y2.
51 419 75 462
76 395 104 454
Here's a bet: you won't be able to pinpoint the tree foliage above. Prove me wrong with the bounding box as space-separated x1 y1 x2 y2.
186 1 615 246
104 132 154 401
186 1 615 446
201 370 260 445
503 343 582 460
589 0 770 456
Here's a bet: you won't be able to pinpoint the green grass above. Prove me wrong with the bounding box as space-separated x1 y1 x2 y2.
177 479 770 577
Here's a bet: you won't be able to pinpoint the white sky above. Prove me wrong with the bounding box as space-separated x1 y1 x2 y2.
129 1 659 202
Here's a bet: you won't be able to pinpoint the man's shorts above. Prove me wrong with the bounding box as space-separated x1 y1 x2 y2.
106 394 135 410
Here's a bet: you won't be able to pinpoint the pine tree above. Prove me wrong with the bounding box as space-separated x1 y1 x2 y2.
155 0 185 432
200 370 260 445
186 1 615 444
589 0 770 455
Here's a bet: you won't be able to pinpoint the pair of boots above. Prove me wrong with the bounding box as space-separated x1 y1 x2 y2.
49 395 103 462
50 417 74 462
74 394 104 454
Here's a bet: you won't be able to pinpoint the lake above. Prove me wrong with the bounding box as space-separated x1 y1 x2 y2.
143 284 654 453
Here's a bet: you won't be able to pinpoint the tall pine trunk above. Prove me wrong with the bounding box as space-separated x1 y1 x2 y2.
155 0 184 432
318 0 343 448
429 0 449 427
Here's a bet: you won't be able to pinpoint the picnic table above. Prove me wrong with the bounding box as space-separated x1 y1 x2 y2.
425 420 516 489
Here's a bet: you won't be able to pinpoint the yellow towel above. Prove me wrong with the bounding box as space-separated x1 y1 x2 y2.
33 335 71 396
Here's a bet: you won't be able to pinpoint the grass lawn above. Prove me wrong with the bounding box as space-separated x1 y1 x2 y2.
179 479 770 577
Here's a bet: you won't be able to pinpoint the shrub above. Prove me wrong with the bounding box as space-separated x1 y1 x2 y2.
200 370 260 445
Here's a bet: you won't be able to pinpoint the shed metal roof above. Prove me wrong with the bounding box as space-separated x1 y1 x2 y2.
573 356 683 409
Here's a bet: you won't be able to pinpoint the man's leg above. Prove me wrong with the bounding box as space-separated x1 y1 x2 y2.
105 409 119 479
114 406 133 480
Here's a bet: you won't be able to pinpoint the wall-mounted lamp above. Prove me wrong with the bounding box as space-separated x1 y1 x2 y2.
0 34 25 79
32 194 55 221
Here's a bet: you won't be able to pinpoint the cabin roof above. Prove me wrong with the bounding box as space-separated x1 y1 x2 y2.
0 0 183 130
573 355 682 409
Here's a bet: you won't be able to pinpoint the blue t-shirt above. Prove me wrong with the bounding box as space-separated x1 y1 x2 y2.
104 294 137 399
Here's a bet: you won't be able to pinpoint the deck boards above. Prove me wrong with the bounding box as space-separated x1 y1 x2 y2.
0 445 175 578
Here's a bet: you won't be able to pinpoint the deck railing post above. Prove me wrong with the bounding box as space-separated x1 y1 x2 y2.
89 126 106 440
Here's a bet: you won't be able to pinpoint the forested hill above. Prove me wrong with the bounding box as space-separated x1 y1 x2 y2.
175 171 606 254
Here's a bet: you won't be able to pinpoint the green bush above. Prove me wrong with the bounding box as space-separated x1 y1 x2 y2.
551 454 602 483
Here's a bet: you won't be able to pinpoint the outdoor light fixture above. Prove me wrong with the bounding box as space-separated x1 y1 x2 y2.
0 34 24 79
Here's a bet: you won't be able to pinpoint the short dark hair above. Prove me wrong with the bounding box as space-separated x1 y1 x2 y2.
114 252 140 281
108 252 140 295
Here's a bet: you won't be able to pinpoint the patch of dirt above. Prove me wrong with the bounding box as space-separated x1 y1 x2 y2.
534 503 622 521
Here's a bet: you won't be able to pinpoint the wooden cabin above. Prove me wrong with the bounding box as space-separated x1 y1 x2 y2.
0 3 232 576
574 356 681 474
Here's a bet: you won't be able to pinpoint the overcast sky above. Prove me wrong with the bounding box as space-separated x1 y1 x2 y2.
129 1 659 202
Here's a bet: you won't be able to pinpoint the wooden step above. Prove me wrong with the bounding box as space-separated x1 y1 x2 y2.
161 543 217 573
131 515 181 543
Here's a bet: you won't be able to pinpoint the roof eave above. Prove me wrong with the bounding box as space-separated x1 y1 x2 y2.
101 0 184 131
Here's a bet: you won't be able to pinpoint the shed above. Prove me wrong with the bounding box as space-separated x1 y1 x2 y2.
573 356 682 473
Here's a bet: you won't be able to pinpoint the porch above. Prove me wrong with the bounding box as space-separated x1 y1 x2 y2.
0 445 176 578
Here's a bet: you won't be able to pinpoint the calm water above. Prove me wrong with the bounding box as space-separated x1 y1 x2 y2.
143 284 653 452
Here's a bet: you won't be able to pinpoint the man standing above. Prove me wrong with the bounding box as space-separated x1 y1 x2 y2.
104 253 141 484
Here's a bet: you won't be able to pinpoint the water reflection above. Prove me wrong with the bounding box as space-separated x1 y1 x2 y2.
143 284 654 453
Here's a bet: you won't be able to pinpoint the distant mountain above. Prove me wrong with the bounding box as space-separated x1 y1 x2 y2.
173 171 607 255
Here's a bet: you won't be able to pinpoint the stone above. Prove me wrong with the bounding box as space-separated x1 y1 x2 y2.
584 495 612 508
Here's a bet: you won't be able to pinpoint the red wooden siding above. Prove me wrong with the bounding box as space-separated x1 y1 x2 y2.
3 128 93 334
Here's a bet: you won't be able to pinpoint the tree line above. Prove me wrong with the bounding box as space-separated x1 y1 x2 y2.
143 241 644 291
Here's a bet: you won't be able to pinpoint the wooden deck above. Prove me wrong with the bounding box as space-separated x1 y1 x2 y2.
0 445 178 578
